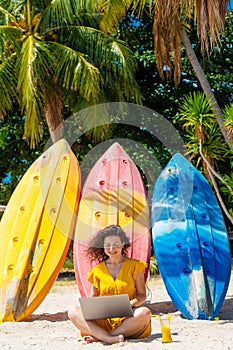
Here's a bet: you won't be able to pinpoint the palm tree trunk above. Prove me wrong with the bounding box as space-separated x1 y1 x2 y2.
44 87 64 143
180 27 233 148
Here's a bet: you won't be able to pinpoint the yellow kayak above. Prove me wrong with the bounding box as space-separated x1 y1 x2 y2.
0 139 80 322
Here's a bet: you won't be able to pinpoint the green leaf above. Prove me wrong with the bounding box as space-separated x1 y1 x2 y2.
0 53 17 117
17 35 54 147
51 41 101 101
0 25 21 53
223 103 233 134
59 26 142 103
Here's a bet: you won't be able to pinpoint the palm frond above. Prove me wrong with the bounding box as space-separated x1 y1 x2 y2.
0 0 143 147
193 0 228 53
185 123 227 164
107 39 142 102
75 101 113 142
0 0 51 16
58 26 142 103
223 103 233 136
0 53 17 117
50 41 102 101
98 0 130 33
202 124 228 161
66 91 113 142
179 91 217 130
0 4 17 21
221 172 233 202
40 0 98 30
152 0 229 85
153 1 183 85
97 0 147 33
17 35 55 147
0 25 22 53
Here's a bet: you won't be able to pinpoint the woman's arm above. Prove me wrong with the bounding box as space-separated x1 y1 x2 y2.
130 271 147 307
90 284 100 297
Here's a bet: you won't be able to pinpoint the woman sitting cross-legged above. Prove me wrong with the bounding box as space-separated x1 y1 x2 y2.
68 224 151 344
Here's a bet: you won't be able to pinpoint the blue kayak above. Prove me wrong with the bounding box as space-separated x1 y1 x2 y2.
151 153 231 320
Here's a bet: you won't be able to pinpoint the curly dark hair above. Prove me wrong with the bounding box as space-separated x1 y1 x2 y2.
86 225 131 262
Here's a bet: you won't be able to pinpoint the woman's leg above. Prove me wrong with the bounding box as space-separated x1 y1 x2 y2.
68 305 124 344
110 306 151 338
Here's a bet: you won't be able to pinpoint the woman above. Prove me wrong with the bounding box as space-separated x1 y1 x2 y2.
68 225 151 344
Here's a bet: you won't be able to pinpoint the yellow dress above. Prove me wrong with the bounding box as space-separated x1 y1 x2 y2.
86 257 151 338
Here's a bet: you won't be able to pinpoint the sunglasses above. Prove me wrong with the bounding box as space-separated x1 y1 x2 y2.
103 243 123 250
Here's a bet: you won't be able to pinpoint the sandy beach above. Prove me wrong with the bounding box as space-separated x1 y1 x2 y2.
1 273 233 350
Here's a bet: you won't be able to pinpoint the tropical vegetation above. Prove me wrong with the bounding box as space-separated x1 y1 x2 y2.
0 0 142 147
0 1 233 231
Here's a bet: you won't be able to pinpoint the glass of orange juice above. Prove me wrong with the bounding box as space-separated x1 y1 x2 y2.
159 315 173 343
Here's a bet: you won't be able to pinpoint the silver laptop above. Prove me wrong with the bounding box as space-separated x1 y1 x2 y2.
79 294 134 320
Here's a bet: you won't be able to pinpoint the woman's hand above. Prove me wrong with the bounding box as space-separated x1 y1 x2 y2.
90 285 100 297
130 271 146 307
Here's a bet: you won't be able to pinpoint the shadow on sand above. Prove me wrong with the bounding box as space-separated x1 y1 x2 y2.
218 298 233 320
25 311 68 322
147 300 178 315
25 298 233 324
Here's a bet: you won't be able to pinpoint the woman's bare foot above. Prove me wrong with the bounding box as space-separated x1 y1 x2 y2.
84 335 98 343
107 335 124 344
84 334 124 344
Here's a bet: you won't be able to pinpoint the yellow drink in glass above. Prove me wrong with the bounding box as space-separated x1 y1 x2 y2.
159 316 173 343
161 324 172 343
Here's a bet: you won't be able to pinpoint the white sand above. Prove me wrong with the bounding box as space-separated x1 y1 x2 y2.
1 274 233 350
